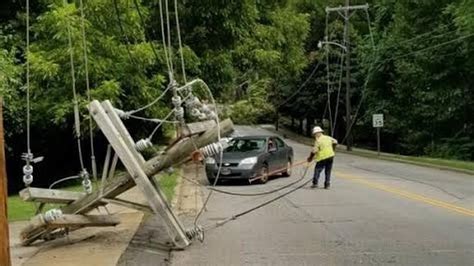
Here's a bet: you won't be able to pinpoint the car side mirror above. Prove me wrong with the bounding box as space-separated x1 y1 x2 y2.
268 146 277 153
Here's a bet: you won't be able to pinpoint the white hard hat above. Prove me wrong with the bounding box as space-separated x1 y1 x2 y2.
312 126 324 135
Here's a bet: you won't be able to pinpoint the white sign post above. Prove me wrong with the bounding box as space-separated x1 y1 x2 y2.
372 114 384 156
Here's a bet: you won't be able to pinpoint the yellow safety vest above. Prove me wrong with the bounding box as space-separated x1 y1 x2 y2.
314 135 335 162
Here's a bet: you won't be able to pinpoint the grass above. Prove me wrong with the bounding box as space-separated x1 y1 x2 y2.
8 169 181 222
7 184 83 222
155 169 179 202
388 154 474 172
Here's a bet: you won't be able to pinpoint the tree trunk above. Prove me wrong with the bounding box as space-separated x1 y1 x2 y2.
306 116 313 137
275 111 279 131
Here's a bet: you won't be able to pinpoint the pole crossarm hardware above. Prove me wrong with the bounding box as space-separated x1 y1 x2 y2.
325 4 369 13
19 100 234 247
318 41 347 52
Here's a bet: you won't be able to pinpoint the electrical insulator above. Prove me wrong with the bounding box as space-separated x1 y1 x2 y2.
199 139 230 159
23 174 33 186
190 108 202 118
172 95 182 107
198 113 207 121
22 164 34 186
135 138 153 152
175 107 185 122
82 178 92 194
207 111 218 121
186 226 204 242
200 104 211 114
114 108 130 119
43 209 63 222
21 152 43 187
185 95 201 109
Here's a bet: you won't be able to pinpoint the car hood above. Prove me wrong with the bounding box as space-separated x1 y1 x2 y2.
216 151 262 163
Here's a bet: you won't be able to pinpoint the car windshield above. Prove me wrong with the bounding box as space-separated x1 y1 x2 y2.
225 138 266 153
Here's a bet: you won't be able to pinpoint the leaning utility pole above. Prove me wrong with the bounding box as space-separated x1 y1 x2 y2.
0 97 11 266
325 2 368 151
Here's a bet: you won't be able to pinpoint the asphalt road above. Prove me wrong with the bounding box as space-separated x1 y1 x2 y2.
171 125 474 266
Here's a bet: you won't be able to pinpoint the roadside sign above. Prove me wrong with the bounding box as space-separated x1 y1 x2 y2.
372 114 384 128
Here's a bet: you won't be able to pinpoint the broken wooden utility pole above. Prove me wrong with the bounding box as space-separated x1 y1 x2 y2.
326 2 369 151
20 99 234 248
0 97 12 266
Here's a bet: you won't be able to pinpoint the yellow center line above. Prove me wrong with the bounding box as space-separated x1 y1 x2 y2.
336 171 474 217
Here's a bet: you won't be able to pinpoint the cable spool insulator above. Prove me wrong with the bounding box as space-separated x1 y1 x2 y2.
135 138 153 152
82 178 92 194
200 104 211 114
172 95 182 107
185 95 201 109
207 111 217 121
23 164 33 176
22 164 34 186
185 226 204 242
43 209 63 223
199 139 230 159
23 174 33 186
190 108 202 118
114 108 131 119
79 169 89 179
174 107 185 122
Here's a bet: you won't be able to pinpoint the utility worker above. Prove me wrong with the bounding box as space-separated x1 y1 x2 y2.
307 126 338 189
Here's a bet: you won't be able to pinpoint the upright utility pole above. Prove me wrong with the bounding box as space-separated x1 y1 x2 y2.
0 97 11 266
343 0 353 151
325 2 368 151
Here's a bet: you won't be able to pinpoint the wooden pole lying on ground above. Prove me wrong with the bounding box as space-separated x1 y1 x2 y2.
0 97 12 266
20 100 234 246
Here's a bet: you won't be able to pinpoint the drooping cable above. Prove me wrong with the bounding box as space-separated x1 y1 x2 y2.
158 0 172 79
203 163 312 232
49 175 80 189
275 60 323 110
325 12 333 135
164 0 174 79
174 0 187 83
25 0 31 159
183 80 223 229
331 51 345 135
365 8 375 48
147 109 176 140
121 83 173 116
132 0 161 65
64 0 91 194
79 0 97 182
21 0 36 187
64 0 86 172
112 0 135 65
180 160 308 197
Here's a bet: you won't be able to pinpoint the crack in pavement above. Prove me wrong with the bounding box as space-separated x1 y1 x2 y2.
347 163 465 200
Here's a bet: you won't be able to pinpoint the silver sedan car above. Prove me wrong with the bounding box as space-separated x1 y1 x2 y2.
205 135 294 184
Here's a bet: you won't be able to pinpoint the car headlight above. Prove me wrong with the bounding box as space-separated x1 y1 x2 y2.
205 157 216 164
240 157 257 165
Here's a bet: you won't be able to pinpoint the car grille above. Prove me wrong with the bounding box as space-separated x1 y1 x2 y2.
216 162 239 167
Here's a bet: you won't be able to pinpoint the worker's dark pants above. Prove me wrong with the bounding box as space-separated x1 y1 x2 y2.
313 157 334 186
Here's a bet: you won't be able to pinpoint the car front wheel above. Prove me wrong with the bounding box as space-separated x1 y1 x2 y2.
260 165 269 184
282 159 292 177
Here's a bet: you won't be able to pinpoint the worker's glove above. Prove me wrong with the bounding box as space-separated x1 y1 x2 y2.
307 153 314 162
